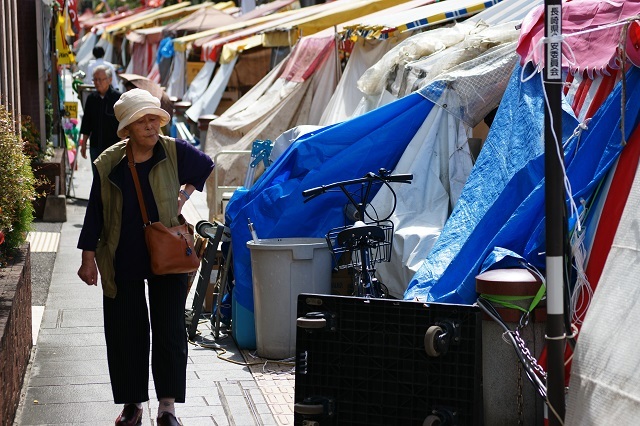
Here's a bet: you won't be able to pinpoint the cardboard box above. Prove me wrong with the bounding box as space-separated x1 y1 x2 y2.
331 268 353 296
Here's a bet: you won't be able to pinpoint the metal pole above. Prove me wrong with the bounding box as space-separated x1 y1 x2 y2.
543 1 566 424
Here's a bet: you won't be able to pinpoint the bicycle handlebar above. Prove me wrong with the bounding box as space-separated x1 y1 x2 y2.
301 186 326 199
383 173 413 183
302 170 413 201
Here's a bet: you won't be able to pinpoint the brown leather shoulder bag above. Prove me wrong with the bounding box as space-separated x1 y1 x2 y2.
126 142 200 275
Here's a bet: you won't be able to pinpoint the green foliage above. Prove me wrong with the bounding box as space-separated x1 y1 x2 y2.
22 115 53 164
0 105 36 265
45 97 53 142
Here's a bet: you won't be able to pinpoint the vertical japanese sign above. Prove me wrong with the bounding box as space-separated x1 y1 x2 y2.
546 5 562 80
544 1 565 424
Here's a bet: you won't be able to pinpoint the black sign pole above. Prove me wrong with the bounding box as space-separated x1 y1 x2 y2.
544 0 566 424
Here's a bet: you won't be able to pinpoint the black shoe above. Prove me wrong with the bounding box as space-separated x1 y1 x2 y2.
157 412 180 426
115 404 142 426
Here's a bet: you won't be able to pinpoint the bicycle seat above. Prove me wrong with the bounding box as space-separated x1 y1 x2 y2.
337 222 385 246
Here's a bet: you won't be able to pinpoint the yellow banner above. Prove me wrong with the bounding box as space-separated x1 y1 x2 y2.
56 12 76 64
186 62 205 85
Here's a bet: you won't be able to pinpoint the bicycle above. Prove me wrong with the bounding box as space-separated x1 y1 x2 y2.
185 220 224 341
302 169 412 298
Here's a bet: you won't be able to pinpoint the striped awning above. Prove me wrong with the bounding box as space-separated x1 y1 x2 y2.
341 0 504 41
104 2 191 36
471 0 541 25
261 0 410 46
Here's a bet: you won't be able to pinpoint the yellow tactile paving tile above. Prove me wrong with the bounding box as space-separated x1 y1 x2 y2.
26 231 61 252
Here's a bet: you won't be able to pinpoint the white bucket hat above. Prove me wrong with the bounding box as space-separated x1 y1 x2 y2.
114 88 171 138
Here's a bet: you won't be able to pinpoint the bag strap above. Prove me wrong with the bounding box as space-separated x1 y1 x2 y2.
126 142 150 225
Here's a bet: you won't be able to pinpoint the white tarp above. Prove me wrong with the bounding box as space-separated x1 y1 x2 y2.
319 36 403 126
369 106 472 297
565 160 640 425
307 46 339 124
166 50 186 99
185 56 239 122
270 125 323 163
76 32 98 76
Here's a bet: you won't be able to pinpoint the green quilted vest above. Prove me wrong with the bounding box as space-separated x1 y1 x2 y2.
93 136 181 298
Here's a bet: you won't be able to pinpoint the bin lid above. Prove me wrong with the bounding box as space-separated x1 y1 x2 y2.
247 238 328 260
475 268 543 297
246 238 326 250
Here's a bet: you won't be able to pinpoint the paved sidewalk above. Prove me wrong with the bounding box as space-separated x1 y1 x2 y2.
14 147 295 425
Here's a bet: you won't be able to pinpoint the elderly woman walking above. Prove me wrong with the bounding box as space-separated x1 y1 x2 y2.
77 89 214 426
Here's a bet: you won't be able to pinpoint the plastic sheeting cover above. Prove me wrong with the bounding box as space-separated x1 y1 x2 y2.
225 93 434 312
357 23 472 97
185 56 239 123
405 65 640 304
565 131 640 425
319 36 404 126
370 106 472 297
392 22 520 100
166 50 186 99
419 40 519 127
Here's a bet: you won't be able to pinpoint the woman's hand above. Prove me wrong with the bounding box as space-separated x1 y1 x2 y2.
177 192 187 215
78 250 99 286
80 136 88 159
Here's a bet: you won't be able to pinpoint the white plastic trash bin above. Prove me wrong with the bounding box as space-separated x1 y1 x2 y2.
247 238 332 360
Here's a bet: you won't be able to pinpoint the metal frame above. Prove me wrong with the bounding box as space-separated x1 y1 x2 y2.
213 150 251 220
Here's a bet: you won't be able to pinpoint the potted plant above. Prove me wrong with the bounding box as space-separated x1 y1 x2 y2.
22 104 62 219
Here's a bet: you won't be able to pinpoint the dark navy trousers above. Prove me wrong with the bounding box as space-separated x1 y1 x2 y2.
103 274 188 403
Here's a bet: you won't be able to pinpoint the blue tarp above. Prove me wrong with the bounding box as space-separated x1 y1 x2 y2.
405 64 640 304
226 92 435 316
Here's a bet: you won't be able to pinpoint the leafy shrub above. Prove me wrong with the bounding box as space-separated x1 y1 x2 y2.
0 105 36 265
22 115 53 164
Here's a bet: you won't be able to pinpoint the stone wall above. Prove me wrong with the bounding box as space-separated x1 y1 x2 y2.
0 244 32 426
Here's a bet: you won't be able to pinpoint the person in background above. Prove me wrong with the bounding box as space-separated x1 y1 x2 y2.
77 89 214 426
79 65 121 167
86 45 119 89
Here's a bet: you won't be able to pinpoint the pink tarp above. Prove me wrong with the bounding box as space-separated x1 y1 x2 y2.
281 31 335 82
517 0 640 76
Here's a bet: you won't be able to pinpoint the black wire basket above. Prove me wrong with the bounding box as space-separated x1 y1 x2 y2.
325 220 394 270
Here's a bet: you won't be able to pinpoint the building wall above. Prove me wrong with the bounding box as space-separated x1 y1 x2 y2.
17 0 42 131
0 0 21 132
